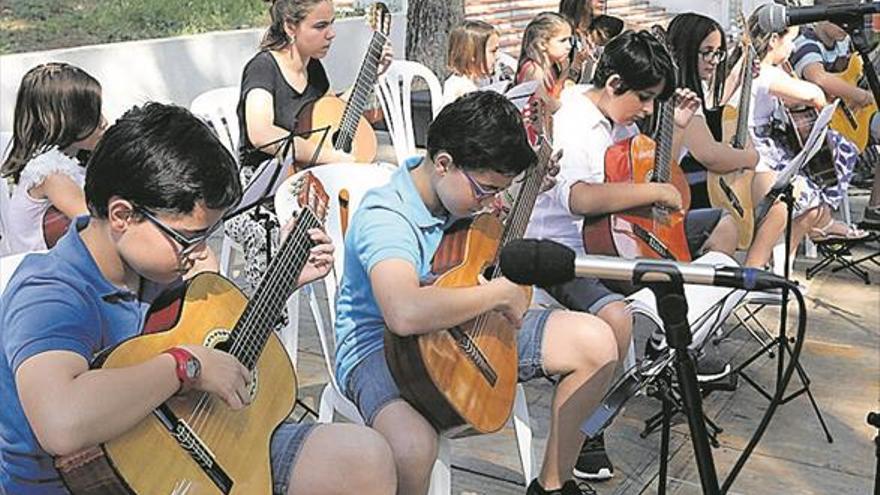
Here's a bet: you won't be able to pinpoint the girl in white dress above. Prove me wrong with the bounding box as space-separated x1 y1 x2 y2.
443 20 511 106
1 63 106 255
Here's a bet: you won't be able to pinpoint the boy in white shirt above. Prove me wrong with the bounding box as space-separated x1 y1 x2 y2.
527 30 738 482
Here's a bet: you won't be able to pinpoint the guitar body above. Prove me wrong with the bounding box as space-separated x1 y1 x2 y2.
583 134 691 261
709 104 756 250
58 273 297 494
829 55 876 152
43 206 71 249
384 214 523 437
707 169 755 250
295 95 377 170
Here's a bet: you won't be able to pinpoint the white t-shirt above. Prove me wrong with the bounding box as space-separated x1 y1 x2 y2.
526 85 637 254
748 65 791 171
5 148 85 254
442 74 479 106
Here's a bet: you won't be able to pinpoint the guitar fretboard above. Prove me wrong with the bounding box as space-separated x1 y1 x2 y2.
336 30 387 152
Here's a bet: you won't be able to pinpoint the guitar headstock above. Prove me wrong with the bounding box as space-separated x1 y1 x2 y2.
523 95 550 149
290 171 329 224
367 2 392 37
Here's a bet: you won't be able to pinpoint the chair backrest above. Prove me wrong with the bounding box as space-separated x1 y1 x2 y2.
274 162 395 377
189 86 241 159
375 60 443 164
1 251 39 296
0 131 14 256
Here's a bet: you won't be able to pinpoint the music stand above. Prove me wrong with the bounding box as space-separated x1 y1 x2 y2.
731 103 837 446
224 125 331 262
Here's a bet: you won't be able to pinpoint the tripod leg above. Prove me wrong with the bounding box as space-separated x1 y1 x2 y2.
658 388 672 495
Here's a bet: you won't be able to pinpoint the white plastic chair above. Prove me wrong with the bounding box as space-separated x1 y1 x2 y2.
375 60 444 165
275 162 537 492
190 86 242 278
1 251 41 295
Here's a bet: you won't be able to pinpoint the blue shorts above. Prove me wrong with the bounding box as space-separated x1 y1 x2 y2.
345 309 553 426
685 208 725 258
270 421 318 494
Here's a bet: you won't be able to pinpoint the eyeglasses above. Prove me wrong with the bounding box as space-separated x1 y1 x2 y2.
459 168 503 201
135 206 223 256
698 49 726 63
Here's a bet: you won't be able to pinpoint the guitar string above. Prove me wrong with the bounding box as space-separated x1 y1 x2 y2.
187 210 319 440
192 211 317 439
190 216 316 446
338 35 385 148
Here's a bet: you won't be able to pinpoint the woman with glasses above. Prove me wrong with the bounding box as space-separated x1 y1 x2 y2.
666 13 760 211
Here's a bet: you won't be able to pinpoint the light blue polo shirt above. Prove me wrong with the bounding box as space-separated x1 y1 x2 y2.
0 216 163 494
334 157 448 390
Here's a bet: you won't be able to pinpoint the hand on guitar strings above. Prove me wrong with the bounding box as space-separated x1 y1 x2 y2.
279 219 335 288
672 88 702 129
541 149 563 193
378 41 394 76
487 277 531 329
653 183 685 211
178 345 254 410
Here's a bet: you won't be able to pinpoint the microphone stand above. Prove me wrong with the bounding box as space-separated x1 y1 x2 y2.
869 411 880 495
632 266 720 495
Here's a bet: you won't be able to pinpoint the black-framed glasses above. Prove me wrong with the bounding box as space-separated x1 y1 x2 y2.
135 206 223 256
698 49 726 63
459 168 504 201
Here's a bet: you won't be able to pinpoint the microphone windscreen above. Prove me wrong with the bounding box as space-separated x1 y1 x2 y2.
499 239 576 287
756 3 787 33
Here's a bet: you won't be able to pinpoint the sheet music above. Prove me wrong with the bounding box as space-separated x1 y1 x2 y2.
482 80 539 111
224 155 294 219
772 100 839 189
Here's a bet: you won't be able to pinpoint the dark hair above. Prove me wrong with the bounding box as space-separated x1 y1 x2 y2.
426 91 536 176
591 30 676 100
588 15 624 44
667 13 727 109
85 103 242 218
558 0 593 32
261 0 328 51
1 63 102 184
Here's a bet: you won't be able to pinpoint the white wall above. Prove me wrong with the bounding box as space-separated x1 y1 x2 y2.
0 13 406 132
648 0 774 33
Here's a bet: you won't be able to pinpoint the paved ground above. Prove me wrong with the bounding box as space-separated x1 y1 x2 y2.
216 140 880 494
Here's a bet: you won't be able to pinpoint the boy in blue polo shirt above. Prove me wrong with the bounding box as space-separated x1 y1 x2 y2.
0 103 395 495
334 91 619 495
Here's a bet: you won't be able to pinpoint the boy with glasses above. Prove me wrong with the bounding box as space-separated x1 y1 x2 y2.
0 103 396 495
334 90 619 495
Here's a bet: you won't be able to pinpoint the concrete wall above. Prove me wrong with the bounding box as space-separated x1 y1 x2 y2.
647 0 773 32
0 13 406 132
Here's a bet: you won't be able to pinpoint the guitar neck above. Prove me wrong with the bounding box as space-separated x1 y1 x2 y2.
653 100 674 183
733 48 755 149
228 209 320 369
336 30 387 151
499 138 552 249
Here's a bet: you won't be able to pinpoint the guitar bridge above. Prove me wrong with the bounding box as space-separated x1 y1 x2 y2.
448 326 498 386
154 404 232 494
719 177 745 217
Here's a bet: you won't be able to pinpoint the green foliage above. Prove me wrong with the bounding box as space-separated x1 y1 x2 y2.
0 0 269 54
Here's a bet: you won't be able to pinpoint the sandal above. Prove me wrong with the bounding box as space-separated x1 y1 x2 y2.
809 219 870 242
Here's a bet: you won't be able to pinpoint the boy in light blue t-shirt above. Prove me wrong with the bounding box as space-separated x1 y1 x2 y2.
334 91 619 495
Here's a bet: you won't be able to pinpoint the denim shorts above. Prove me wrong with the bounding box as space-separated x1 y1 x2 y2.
269 421 318 494
345 308 554 426
685 208 725 257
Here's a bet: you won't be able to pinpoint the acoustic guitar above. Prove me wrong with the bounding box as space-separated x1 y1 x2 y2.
55 172 329 495
43 205 70 249
384 101 552 437
708 22 758 251
583 29 691 263
294 2 391 169
829 54 877 152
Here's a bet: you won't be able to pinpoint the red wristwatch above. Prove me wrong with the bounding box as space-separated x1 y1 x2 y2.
164 347 201 392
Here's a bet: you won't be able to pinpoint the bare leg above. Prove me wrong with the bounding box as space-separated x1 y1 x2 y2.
289 424 397 495
700 214 739 256
372 401 439 495
537 311 618 489
597 301 632 367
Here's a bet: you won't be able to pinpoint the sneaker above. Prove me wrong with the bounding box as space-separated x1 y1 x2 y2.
694 346 731 383
526 479 596 495
572 433 614 481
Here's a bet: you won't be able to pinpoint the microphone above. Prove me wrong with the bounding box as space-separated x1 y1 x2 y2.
498 239 789 291
758 2 880 32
